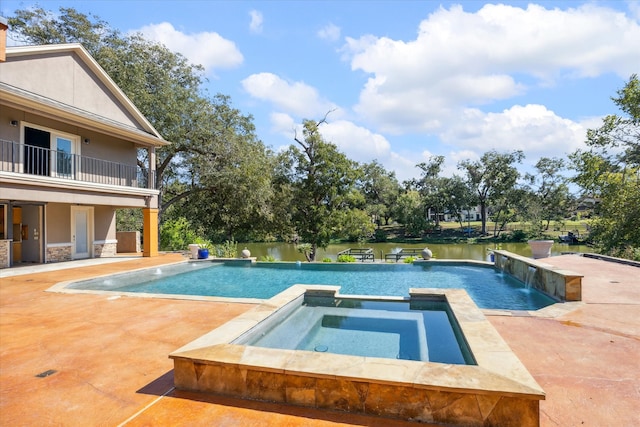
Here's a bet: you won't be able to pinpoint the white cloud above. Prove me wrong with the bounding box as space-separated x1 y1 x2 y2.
319 120 391 161
440 104 588 162
242 73 337 118
249 10 263 34
136 22 243 73
317 23 341 42
343 3 640 132
269 112 296 135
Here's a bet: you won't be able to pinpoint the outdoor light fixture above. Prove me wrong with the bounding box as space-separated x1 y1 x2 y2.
9 120 18 126
83 138 90 144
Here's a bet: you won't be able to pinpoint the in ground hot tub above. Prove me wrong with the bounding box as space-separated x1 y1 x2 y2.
234 296 474 364
170 286 545 426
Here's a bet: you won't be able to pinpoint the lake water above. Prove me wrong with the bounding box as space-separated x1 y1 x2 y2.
239 242 590 262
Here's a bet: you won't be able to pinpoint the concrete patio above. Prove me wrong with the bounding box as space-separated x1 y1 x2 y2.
1 253 638 426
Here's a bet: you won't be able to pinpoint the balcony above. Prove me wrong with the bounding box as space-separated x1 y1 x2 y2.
0 139 154 189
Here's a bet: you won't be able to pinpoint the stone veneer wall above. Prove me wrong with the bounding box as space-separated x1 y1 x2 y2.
172 358 540 427
0 240 10 268
94 241 117 258
46 244 72 263
494 250 583 301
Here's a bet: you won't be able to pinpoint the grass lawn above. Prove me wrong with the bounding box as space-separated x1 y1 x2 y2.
379 219 591 243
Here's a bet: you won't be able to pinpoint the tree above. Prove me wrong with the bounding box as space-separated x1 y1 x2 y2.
440 176 475 230
282 116 361 261
393 190 428 237
413 156 447 226
458 150 524 235
523 157 574 235
358 161 401 226
489 187 528 238
571 75 640 259
166 95 276 242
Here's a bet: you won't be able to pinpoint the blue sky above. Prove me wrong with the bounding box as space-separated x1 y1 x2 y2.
2 0 639 182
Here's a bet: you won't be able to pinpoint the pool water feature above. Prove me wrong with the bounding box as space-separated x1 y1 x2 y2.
170 285 545 426
63 260 557 310
234 297 474 364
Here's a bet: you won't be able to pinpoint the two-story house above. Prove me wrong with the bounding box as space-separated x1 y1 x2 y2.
0 42 170 267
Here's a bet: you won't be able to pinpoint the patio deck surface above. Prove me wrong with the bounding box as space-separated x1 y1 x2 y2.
1 253 638 426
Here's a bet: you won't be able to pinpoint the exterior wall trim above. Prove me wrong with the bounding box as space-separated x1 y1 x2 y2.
0 172 159 197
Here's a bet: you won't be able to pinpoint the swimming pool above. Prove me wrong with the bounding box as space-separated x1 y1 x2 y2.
67 261 557 310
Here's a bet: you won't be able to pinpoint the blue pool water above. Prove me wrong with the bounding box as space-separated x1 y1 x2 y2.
70 261 556 310
236 298 475 365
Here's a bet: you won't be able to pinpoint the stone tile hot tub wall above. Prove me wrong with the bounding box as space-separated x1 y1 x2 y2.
170 285 545 426
493 250 583 301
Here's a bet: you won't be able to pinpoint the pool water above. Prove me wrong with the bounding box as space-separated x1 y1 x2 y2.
236 298 474 365
70 261 556 310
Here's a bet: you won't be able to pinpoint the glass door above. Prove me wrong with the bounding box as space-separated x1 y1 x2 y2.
71 206 92 259
53 136 74 179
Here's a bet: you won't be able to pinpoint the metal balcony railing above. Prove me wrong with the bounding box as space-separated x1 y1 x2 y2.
0 139 154 189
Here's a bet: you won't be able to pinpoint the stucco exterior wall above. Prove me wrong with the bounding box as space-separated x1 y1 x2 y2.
94 205 116 242
46 203 71 244
0 105 21 142
2 51 141 128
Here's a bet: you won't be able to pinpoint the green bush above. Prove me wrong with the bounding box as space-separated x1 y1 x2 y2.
215 240 238 258
322 257 333 262
337 254 357 262
373 228 388 242
159 217 199 251
403 256 416 263
510 229 528 242
259 255 276 262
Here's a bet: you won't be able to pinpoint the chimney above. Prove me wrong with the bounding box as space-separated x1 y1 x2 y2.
0 16 7 62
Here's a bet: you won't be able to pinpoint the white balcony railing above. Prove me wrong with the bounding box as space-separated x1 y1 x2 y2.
0 139 154 189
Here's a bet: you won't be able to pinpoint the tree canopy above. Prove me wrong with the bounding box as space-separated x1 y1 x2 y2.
279 117 364 261
458 150 524 235
571 75 640 259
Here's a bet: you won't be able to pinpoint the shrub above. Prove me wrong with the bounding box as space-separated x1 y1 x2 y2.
510 229 528 242
159 217 199 251
215 240 238 258
322 257 333 262
373 228 388 242
403 256 416 263
259 255 276 262
337 254 357 262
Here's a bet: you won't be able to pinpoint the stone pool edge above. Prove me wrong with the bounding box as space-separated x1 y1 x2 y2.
169 285 545 426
